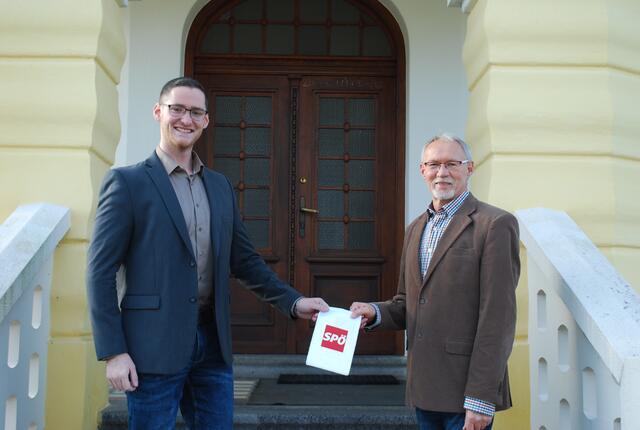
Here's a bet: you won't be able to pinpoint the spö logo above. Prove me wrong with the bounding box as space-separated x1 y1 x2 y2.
321 325 348 352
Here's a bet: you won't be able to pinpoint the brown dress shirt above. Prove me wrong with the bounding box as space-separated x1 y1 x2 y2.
156 147 214 307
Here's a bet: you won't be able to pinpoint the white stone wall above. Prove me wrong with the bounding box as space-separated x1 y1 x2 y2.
517 208 640 430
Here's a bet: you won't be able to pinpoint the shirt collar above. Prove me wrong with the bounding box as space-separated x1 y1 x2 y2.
427 190 470 218
155 146 205 176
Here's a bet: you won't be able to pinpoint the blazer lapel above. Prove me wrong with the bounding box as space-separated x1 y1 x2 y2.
408 213 428 289
202 170 220 262
144 152 195 259
422 194 477 287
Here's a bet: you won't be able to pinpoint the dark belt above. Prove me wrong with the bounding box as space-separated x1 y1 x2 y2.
198 308 215 325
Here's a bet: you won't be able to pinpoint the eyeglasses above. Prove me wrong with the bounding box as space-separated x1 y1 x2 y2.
161 104 208 121
420 160 471 171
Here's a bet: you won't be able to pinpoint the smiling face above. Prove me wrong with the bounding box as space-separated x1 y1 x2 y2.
153 86 209 155
420 138 474 211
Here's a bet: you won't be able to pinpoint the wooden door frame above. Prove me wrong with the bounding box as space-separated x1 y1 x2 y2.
185 0 407 355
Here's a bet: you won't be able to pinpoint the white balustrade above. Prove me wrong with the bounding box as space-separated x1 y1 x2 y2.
517 208 640 430
0 204 70 430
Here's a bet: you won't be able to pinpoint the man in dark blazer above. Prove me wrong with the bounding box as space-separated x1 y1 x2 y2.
351 134 520 430
87 77 328 430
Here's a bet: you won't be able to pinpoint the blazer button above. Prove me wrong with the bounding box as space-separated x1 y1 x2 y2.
190 261 196 267
417 332 423 339
189 297 197 303
419 298 426 304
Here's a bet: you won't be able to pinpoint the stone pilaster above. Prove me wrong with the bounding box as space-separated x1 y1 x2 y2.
0 1 125 428
463 0 640 428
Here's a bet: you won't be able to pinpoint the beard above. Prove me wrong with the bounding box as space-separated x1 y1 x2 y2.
432 188 456 200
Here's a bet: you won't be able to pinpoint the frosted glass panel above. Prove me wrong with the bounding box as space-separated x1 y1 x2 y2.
215 96 242 124
349 222 374 249
319 222 343 249
214 127 241 154
245 158 270 186
319 98 344 126
201 24 230 53
244 189 270 216
319 129 344 156
245 127 271 155
318 190 343 218
245 96 272 125
318 160 344 187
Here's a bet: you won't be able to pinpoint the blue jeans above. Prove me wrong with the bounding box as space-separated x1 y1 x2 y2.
416 408 494 430
126 321 233 430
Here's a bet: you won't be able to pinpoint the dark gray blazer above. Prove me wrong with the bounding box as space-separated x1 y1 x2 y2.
376 194 520 412
87 152 300 374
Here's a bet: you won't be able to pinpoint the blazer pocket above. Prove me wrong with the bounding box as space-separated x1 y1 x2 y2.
447 247 475 257
120 294 160 310
445 340 474 356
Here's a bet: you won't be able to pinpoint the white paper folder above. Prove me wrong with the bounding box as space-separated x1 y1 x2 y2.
305 307 362 376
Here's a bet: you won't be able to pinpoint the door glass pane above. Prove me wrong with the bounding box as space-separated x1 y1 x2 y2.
215 96 242 124
245 158 270 186
318 222 344 249
319 98 344 126
234 0 262 20
245 127 271 155
318 190 343 218
349 191 374 218
245 96 272 125
363 26 391 57
332 0 360 23
348 222 374 249
349 99 375 125
201 24 230 53
299 25 327 55
213 158 241 186
349 129 374 156
319 129 344 156
318 160 343 187
235 24 262 54
330 26 359 56
300 0 326 21
348 160 374 188
214 127 241 154
267 0 294 20
244 189 270 216
245 220 269 249
266 25 294 55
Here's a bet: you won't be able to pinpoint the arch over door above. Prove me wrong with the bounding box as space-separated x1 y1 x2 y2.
186 0 406 355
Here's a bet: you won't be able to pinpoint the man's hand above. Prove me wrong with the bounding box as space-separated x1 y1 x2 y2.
463 409 493 430
294 297 330 321
349 302 375 328
106 353 138 392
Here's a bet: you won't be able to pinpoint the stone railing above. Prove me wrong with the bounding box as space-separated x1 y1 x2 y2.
0 204 70 430
516 208 640 430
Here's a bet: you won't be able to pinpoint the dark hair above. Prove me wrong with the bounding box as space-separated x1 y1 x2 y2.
159 77 208 110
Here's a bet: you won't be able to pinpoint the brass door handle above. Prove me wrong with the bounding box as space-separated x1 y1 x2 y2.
300 207 319 214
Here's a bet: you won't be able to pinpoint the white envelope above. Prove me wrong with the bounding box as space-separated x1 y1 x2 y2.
305 307 362 375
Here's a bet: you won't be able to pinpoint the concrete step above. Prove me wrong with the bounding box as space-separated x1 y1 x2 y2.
99 355 415 430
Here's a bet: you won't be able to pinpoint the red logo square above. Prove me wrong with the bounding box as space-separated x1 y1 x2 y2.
321 325 348 352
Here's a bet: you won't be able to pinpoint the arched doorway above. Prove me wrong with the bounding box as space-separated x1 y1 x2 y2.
186 0 405 355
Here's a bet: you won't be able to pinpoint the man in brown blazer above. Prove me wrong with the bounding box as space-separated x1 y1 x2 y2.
351 134 520 430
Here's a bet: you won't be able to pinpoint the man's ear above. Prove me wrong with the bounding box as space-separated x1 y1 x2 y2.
152 103 161 121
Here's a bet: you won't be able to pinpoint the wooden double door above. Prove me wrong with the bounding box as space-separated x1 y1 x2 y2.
194 72 403 355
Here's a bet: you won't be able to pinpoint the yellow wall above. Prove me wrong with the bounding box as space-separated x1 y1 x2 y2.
464 0 640 428
0 1 125 428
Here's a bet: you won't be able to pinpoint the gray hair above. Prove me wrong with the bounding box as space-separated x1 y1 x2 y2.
422 133 473 161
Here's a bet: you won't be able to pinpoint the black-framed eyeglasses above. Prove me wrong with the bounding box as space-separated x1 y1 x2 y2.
420 160 471 171
161 104 208 121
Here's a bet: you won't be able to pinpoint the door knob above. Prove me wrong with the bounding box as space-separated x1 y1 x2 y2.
300 207 319 214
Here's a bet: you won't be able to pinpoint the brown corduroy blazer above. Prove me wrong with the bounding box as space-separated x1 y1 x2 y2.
375 193 520 413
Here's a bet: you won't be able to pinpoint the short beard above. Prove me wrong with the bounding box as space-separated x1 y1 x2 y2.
432 189 455 201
